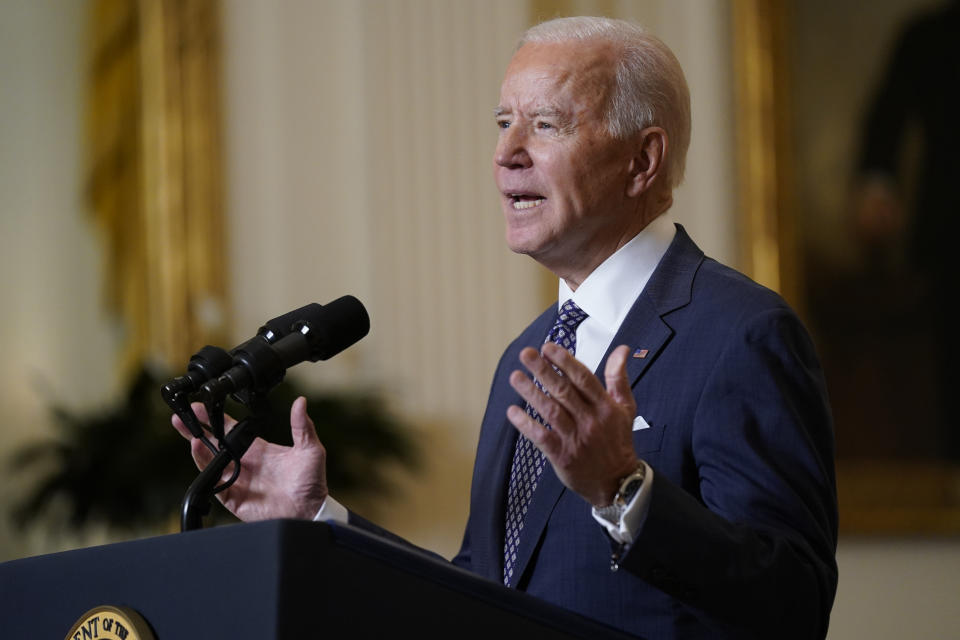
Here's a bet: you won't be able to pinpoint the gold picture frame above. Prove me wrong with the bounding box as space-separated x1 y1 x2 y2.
732 0 960 534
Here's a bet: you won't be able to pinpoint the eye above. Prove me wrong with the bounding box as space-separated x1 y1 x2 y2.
537 121 554 130
496 119 511 130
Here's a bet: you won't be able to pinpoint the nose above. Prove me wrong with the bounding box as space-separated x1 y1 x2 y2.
494 124 532 170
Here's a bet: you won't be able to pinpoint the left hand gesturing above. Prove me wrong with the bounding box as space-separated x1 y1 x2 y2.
507 343 639 507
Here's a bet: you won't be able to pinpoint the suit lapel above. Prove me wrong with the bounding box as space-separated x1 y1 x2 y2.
509 224 704 586
610 294 672 385
472 305 556 582
600 224 703 384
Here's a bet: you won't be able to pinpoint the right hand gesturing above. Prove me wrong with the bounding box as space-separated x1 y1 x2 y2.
171 396 329 522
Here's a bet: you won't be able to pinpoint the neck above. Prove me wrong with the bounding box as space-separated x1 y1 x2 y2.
557 193 673 290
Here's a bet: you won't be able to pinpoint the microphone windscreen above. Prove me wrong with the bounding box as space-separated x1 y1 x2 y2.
302 295 370 361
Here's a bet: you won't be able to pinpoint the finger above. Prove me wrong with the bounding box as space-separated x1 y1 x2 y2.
508 368 575 435
540 342 608 402
171 413 196 441
604 345 636 412
290 396 320 448
517 347 590 418
189 435 217 471
190 401 239 433
506 404 561 458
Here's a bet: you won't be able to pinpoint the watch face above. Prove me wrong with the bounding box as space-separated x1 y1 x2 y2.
619 470 645 504
623 478 642 501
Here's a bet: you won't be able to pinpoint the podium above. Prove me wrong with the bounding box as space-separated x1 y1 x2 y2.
0 519 639 638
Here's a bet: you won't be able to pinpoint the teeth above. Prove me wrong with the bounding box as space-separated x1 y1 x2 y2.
511 198 545 210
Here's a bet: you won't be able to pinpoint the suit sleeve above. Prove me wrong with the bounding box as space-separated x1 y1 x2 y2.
619 306 838 639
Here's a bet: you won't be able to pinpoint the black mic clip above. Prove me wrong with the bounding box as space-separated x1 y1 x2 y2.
161 345 233 440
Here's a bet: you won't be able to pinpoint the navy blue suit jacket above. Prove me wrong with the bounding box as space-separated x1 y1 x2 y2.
447 226 837 639
351 225 837 638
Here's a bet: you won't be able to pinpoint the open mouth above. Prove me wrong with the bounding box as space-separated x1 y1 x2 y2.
509 194 545 210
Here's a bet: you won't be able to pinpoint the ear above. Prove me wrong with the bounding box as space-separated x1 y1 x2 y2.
626 127 668 198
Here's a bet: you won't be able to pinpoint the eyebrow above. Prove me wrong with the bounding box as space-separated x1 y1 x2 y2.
493 106 565 118
531 107 563 119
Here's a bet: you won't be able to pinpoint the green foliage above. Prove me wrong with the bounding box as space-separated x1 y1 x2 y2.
8 366 418 532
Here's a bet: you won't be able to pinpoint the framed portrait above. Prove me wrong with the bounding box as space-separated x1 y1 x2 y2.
733 0 960 533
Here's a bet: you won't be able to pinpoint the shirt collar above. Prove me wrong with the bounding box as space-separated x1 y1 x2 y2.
558 212 676 333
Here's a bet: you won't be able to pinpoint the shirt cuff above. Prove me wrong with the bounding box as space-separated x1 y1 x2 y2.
591 461 654 545
312 494 349 524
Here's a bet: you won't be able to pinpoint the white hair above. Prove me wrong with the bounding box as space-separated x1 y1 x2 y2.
520 16 692 188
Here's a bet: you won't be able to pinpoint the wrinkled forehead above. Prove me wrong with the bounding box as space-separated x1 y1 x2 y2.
498 40 618 114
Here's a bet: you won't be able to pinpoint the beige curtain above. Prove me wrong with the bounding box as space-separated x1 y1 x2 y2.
86 0 227 377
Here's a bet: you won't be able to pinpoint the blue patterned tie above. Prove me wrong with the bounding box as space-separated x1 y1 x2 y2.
503 299 588 586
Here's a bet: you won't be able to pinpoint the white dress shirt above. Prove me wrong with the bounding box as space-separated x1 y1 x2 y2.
557 212 674 544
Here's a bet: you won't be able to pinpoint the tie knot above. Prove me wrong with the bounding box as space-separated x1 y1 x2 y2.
547 300 588 352
558 299 588 327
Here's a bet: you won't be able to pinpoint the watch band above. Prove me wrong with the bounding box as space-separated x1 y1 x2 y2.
597 464 647 572
595 464 647 524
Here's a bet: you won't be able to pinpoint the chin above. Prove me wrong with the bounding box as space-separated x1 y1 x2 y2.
504 228 550 259
504 233 533 256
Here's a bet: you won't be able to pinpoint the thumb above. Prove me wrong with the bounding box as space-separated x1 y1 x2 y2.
290 396 320 448
604 345 635 412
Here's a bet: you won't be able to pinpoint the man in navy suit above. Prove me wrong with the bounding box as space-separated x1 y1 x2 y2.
174 16 837 639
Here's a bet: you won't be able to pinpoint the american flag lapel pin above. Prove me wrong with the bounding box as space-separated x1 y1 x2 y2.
632 348 648 359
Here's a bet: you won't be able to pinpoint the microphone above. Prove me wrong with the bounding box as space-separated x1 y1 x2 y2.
162 302 327 398
162 301 353 438
201 295 369 401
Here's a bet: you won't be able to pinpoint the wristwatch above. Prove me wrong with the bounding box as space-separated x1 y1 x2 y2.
595 464 647 523
597 464 647 572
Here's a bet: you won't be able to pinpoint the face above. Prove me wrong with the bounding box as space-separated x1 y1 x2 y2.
493 40 643 284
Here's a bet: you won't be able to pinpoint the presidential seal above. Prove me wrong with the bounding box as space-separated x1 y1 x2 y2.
64 605 155 640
